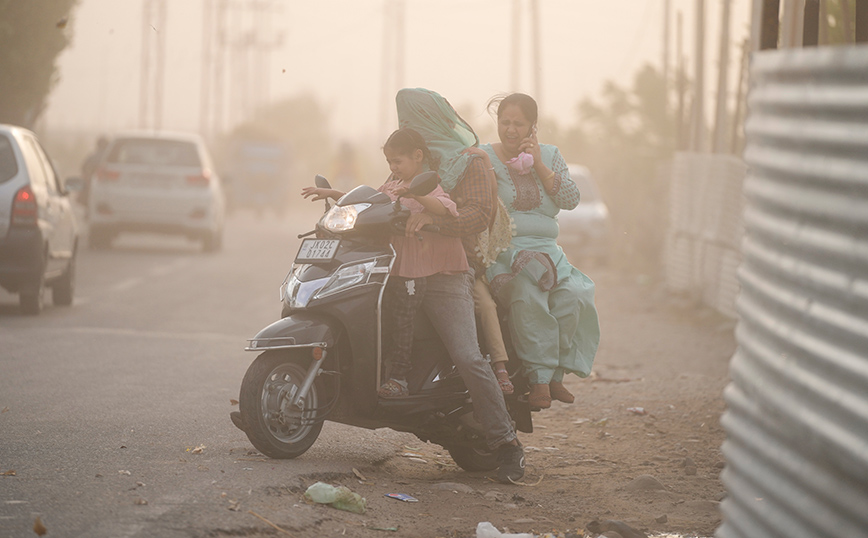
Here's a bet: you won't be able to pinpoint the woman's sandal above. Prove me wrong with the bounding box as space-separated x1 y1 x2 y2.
378 378 409 398
494 368 514 395
528 383 552 409
549 381 575 404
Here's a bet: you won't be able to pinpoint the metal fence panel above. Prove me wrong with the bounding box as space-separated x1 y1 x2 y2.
718 45 868 538
664 153 746 317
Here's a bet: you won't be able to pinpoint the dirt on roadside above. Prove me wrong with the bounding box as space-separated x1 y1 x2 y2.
222 269 736 538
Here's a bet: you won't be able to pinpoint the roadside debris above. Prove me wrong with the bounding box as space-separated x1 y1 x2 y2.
586 519 647 538
352 468 368 482
384 493 418 502
247 510 294 536
476 521 533 538
33 516 47 536
304 481 366 514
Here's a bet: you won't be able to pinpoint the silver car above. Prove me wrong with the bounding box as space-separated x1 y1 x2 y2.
557 164 612 264
0 125 79 314
87 132 225 251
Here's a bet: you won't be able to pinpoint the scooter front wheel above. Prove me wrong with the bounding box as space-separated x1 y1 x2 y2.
239 351 324 459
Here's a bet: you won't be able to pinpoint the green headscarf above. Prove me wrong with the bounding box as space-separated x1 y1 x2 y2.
396 88 479 192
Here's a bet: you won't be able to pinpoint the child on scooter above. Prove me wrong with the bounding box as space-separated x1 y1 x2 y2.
302 128 469 398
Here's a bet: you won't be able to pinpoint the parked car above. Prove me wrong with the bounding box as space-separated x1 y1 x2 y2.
0 124 79 314
86 131 225 251
557 164 612 264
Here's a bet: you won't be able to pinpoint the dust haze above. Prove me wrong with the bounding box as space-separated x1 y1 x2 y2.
38 0 751 274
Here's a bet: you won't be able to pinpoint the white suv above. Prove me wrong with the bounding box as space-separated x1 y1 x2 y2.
87 132 225 251
0 125 79 314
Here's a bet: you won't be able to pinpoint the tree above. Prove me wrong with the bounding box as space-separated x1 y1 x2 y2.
0 0 79 128
553 64 679 275
214 94 333 206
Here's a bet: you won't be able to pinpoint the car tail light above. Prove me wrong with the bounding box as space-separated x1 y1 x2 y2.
96 167 120 181
186 169 211 187
11 186 38 227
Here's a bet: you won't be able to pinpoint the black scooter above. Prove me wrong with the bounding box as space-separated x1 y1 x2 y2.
231 172 532 472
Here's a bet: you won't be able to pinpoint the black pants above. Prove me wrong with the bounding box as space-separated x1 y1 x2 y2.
383 276 427 380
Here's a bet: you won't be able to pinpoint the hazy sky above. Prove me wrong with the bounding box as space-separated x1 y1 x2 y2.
45 0 753 143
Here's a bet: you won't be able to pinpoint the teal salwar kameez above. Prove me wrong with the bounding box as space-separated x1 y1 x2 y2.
482 143 600 385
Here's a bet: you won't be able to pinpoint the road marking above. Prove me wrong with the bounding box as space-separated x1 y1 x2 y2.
110 277 144 293
149 258 191 277
7 325 245 344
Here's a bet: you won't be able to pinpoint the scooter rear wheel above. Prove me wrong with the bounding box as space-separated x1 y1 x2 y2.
239 351 324 459
447 444 499 472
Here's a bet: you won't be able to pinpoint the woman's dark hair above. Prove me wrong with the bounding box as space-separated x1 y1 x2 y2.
383 127 440 170
488 93 538 125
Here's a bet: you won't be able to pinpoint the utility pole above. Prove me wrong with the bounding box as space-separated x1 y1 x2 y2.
212 0 228 135
200 0 213 137
379 0 394 138
379 0 404 137
530 0 541 105
139 0 168 130
511 0 520 90
663 0 671 107
730 38 750 154
676 10 686 150
713 0 732 153
395 0 405 91
139 0 151 129
690 0 706 152
154 0 166 131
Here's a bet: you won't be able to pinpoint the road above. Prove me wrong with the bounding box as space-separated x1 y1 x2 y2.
0 210 414 538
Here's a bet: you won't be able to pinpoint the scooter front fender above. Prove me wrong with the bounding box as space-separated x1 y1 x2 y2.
246 312 338 351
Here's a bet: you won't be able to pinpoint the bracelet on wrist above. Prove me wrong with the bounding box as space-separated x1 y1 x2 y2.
543 170 556 182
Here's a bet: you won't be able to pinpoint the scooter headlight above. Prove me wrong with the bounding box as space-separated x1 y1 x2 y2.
281 267 329 309
321 203 370 232
314 260 377 299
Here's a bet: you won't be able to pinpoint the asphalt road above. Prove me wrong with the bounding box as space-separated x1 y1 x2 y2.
0 210 413 538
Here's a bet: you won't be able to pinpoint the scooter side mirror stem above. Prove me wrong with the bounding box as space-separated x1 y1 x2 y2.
315 174 332 212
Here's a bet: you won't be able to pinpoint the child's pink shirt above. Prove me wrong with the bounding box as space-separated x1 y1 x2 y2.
378 177 469 278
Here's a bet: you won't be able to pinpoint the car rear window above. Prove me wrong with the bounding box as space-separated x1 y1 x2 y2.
0 134 19 184
106 138 201 167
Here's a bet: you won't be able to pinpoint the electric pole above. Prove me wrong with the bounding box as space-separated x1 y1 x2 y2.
713 0 732 153
530 0 541 106
690 0 706 152
140 0 168 130
511 0 520 90
663 0 671 107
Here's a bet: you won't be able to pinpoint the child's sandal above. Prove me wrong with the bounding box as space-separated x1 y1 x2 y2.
378 378 409 398
494 369 514 395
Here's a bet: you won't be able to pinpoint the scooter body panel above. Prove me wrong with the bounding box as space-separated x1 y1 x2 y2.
247 312 338 351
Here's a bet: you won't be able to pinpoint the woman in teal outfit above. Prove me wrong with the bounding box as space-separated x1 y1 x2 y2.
467 93 600 409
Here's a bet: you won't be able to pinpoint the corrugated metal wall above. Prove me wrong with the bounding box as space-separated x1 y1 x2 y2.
718 46 868 538
664 153 746 318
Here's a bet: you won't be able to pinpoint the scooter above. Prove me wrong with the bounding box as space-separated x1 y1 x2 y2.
231 172 532 472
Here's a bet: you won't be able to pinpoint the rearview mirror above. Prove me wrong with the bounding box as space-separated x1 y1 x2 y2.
407 171 439 197
314 174 331 211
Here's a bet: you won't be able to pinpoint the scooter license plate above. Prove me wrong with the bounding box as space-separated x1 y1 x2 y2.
295 238 340 263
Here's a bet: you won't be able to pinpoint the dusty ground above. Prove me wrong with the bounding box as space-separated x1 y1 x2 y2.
221 269 736 538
